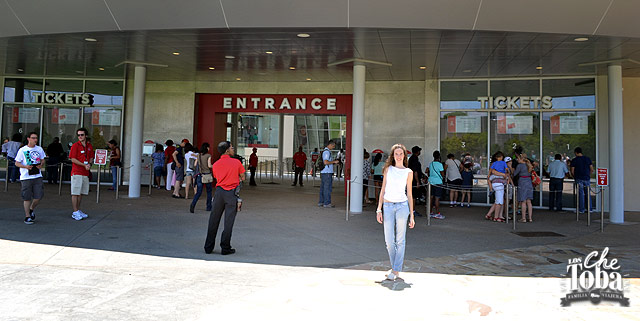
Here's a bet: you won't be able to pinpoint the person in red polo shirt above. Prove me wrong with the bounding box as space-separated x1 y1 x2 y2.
69 128 93 221
292 146 307 187
204 141 246 255
249 147 258 186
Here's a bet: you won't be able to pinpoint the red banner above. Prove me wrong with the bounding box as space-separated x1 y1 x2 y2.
447 116 456 132
550 116 560 134
497 115 506 134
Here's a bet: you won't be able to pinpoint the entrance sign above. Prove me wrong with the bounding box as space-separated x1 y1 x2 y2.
206 94 351 115
52 108 80 125
447 115 481 133
477 96 552 109
94 149 108 166
597 168 608 186
32 92 93 105
497 115 533 134
550 115 588 134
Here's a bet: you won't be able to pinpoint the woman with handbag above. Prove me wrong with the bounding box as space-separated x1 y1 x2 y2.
513 154 535 222
190 143 213 213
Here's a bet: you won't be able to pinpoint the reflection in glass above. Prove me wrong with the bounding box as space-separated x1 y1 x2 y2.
440 81 488 109
439 111 488 174
1 105 42 144
42 107 82 151
542 78 595 109
85 81 124 105
83 107 122 149
45 79 83 95
3 78 44 103
237 114 279 148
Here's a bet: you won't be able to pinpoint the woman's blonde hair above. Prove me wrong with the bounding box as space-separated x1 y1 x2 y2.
383 144 408 173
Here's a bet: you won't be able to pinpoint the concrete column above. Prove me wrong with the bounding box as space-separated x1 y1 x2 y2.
349 62 366 213
608 64 624 223
128 65 146 198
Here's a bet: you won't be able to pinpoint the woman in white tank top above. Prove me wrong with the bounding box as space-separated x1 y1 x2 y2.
376 144 415 281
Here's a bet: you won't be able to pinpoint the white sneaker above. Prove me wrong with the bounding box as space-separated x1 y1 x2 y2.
78 210 88 218
71 211 83 221
385 270 396 281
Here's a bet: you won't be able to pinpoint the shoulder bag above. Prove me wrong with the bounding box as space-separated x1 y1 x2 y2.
199 154 214 184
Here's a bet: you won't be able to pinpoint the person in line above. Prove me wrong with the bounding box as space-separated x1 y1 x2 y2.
310 148 320 176
292 146 307 187
172 139 188 198
376 144 415 281
408 146 426 217
69 128 93 221
191 143 213 213
2 133 22 183
318 140 339 208
570 147 594 213
249 147 258 186
485 151 510 222
460 161 474 207
164 140 176 191
513 154 534 222
46 137 64 184
548 153 569 211
204 141 245 255
14 132 45 224
363 151 373 204
152 144 165 189
427 150 445 219
444 153 463 207
372 153 385 205
107 140 121 191
336 148 345 178
184 143 198 199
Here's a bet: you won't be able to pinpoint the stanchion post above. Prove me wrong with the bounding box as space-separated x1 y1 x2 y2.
576 182 579 221
116 167 120 200
426 183 431 226
58 163 63 195
587 183 591 226
4 159 9 192
505 184 509 224
96 164 101 203
513 186 517 230
149 165 153 196
346 179 350 221
600 186 604 232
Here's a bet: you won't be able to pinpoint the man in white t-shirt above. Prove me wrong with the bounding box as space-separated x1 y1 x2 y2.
14 132 46 225
444 153 463 207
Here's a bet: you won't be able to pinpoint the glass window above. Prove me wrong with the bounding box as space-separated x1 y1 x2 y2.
45 79 83 95
542 78 596 109
1 105 42 145
490 80 540 108
440 81 488 109
440 111 488 173
42 106 82 151
490 111 541 206
83 107 122 149
3 78 44 103
237 113 279 148
85 80 124 106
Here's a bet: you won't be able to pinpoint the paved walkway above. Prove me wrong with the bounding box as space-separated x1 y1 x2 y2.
0 182 638 319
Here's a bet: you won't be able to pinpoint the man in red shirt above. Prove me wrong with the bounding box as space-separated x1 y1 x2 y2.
248 147 258 186
292 146 307 187
69 128 93 221
204 141 246 255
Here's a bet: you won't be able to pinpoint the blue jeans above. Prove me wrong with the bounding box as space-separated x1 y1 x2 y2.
319 173 333 205
383 200 410 272
192 175 213 211
576 179 593 213
110 166 118 189
8 157 18 182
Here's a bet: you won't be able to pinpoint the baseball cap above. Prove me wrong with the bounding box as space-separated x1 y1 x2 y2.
411 146 422 153
504 156 512 162
181 139 190 144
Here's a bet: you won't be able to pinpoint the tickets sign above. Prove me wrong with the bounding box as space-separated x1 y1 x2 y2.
597 168 608 186
94 149 108 166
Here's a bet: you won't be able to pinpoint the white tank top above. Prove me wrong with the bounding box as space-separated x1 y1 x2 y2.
384 166 412 202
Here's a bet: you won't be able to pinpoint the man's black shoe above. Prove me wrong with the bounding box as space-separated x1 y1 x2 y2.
221 248 236 255
189 204 195 213
204 248 213 254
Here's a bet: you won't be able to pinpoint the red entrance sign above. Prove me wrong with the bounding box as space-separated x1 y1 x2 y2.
94 149 108 166
597 168 608 186
199 94 352 115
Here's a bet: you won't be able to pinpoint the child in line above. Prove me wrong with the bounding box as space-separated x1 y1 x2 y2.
460 161 474 207
485 151 511 222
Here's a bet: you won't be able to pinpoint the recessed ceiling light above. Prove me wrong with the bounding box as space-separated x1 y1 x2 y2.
208 67 215 70
536 66 543 70
306 78 311 81
265 51 273 54
225 55 235 59
98 67 105 71
419 66 427 70
172 52 180 56
289 66 296 70
235 77 241 81
574 37 589 42
297 33 310 38
84 37 97 42
17 68 23 72
463 69 472 73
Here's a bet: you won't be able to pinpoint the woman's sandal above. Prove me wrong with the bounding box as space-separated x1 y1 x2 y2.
493 217 505 222
527 218 533 222
518 219 527 223
485 214 492 220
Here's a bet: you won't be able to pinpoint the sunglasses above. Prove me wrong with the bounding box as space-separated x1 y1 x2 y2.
77 133 86 137
29 136 38 139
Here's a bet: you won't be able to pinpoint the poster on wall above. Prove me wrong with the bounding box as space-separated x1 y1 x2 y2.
12 108 39 124
550 115 588 134
52 108 80 125
91 110 121 126
497 115 533 134
447 116 481 133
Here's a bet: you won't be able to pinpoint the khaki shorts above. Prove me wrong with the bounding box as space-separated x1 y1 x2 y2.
71 175 90 195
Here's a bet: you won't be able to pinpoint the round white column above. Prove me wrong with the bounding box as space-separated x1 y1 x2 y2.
128 65 146 198
608 63 624 223
349 63 366 214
